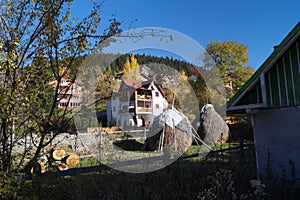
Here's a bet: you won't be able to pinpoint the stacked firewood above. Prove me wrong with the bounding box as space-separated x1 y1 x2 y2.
26 148 80 176
52 148 80 171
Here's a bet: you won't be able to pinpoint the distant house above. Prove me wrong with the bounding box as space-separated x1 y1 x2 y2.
49 75 82 110
140 64 155 80
227 22 300 182
108 79 168 127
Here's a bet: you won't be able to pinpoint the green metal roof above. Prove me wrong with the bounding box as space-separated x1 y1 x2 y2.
227 21 300 110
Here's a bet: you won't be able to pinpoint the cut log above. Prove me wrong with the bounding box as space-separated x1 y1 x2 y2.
52 148 66 160
65 154 80 167
57 163 69 171
37 160 46 173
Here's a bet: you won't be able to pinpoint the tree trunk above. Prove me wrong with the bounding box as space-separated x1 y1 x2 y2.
0 119 11 172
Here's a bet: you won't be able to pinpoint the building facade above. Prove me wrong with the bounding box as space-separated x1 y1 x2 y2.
49 75 82 110
227 22 300 183
108 79 168 127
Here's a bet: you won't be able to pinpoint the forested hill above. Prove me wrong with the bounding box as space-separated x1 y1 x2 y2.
135 54 200 76
107 53 201 77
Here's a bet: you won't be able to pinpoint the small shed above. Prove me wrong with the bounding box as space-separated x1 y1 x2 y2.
227 22 300 183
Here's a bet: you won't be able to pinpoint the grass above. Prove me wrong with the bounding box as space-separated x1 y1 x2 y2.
4 120 300 199
4 120 262 199
75 141 242 168
4 118 300 199
15 140 258 199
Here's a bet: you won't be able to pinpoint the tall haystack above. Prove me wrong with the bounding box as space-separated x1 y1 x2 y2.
144 108 193 154
192 104 229 146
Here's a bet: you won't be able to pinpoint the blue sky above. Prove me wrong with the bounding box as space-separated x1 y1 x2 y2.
72 0 300 70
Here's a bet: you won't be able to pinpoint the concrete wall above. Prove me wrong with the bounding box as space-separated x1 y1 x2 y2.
253 106 300 182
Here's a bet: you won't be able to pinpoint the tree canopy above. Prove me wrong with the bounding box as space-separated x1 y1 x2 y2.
205 41 254 99
122 54 141 81
0 0 121 173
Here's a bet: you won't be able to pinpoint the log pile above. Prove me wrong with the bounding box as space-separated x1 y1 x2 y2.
26 148 80 176
52 148 79 171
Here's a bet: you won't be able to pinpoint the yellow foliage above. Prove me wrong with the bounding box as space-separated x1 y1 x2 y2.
181 71 188 81
123 54 140 81
123 58 131 74
130 54 139 69
58 66 67 77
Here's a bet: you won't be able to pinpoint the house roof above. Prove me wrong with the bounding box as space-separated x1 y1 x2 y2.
121 79 166 97
122 79 142 89
227 21 300 113
49 74 82 87
122 79 156 90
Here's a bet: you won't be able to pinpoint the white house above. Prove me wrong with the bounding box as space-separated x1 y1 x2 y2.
108 79 168 127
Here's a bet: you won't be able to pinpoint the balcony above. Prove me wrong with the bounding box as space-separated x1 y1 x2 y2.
137 107 152 113
136 94 152 101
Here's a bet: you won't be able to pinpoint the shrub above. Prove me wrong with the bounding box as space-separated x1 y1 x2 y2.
0 172 20 200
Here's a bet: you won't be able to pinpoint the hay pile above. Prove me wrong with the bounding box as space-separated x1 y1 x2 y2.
144 108 193 154
144 104 228 157
192 104 229 146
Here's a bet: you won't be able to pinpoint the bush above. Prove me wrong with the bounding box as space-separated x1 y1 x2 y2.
0 172 20 200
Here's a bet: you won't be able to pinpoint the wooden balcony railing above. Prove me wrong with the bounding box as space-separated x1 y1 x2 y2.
136 95 152 101
137 107 152 113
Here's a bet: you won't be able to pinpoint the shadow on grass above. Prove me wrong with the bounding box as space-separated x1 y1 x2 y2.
113 139 144 151
19 145 258 200
17 120 261 199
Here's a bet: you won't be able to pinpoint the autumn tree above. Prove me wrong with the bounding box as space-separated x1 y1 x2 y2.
205 41 254 99
0 0 121 173
95 67 118 112
123 54 141 81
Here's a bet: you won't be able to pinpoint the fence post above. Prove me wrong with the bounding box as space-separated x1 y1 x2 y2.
122 129 125 139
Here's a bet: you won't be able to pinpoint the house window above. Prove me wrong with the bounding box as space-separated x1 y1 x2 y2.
155 92 159 97
113 106 116 112
62 80 68 85
72 103 80 107
155 104 159 109
60 102 68 107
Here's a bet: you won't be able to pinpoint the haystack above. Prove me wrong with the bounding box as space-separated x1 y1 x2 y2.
144 108 194 154
192 104 229 146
